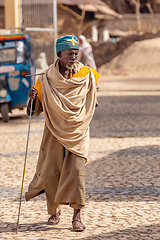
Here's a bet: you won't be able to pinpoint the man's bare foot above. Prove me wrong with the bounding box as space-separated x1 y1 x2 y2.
72 209 85 231
72 218 86 231
47 210 61 225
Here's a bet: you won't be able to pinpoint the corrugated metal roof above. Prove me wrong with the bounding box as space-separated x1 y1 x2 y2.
60 0 122 18
1 0 106 5
57 0 106 5
0 0 122 18
78 3 122 18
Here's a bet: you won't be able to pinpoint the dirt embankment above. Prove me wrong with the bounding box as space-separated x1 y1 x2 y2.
92 31 160 70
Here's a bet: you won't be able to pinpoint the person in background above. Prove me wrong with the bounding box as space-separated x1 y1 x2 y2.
78 35 97 71
78 35 99 91
25 35 100 232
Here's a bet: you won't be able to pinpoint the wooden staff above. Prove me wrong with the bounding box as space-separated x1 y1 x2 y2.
16 98 33 234
16 72 44 233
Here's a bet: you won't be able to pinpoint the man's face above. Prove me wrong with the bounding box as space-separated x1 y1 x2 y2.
59 49 79 69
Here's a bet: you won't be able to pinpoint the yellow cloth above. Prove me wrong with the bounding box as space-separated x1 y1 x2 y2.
35 65 100 102
37 60 98 159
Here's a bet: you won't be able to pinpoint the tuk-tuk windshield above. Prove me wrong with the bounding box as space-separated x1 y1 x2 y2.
0 41 25 64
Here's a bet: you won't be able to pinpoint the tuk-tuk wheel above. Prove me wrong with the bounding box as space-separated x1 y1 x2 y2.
1 103 9 122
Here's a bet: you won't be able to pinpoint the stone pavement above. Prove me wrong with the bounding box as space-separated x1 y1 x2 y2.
0 75 160 239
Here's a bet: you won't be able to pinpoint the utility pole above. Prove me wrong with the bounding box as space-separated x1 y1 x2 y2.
5 0 20 30
53 0 57 61
135 0 141 33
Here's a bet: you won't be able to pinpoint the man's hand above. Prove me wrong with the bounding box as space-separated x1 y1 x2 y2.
28 85 38 100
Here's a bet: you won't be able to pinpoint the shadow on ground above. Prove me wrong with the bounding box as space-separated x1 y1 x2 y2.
1 94 160 138
0 221 160 239
0 110 44 125
0 221 70 233
85 145 160 202
90 94 160 138
1 144 160 201
80 223 160 240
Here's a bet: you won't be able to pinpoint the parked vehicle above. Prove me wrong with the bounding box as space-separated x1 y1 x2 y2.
0 31 35 122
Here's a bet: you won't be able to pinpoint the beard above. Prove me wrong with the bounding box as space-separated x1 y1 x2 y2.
66 62 75 69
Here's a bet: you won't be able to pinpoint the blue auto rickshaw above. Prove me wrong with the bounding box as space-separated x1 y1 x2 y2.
0 32 35 122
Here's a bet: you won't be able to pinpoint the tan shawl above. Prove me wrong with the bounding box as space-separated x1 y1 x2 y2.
39 59 96 159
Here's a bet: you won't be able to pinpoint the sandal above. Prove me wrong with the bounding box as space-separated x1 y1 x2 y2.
47 210 61 225
72 218 86 232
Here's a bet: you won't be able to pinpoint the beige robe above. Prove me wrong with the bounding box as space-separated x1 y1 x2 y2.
25 60 97 213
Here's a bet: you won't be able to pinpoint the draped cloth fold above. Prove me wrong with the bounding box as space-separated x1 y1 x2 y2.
39 59 96 159
25 60 97 209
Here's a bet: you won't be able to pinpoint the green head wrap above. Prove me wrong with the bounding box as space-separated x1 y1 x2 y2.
56 35 79 53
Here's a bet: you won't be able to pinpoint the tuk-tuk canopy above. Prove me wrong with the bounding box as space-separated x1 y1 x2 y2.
0 34 26 41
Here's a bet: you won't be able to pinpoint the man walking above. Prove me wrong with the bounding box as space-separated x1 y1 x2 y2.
25 35 100 231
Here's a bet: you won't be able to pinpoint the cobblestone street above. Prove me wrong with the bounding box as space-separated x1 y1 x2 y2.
1 75 160 239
